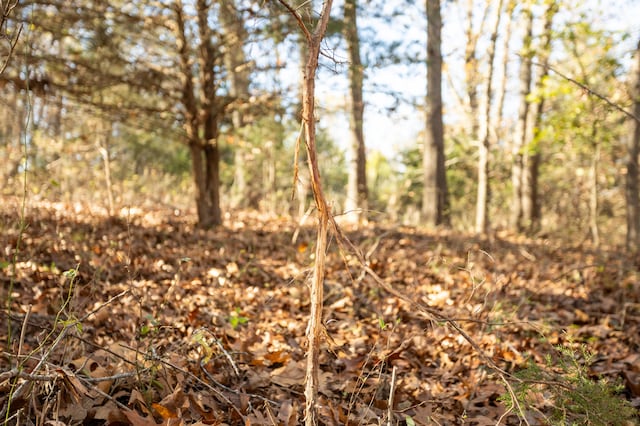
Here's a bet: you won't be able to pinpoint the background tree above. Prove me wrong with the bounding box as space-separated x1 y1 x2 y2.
463 0 490 149
627 38 640 250
510 2 534 231
1 0 270 227
520 0 556 234
475 0 504 234
344 0 368 222
422 0 448 227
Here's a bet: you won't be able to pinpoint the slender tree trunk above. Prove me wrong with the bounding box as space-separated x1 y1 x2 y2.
221 1 251 210
589 131 600 247
344 0 367 222
423 0 448 227
278 2 334 423
494 0 515 145
97 122 115 216
626 38 640 250
463 0 490 143
521 1 556 233
475 0 504 235
174 0 222 227
510 3 533 231
293 0 312 220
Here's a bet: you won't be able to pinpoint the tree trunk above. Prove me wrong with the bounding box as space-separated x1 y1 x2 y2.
463 0 490 143
422 0 448 227
190 142 222 228
494 0 515 144
344 0 367 222
510 3 533 231
97 121 115 216
521 1 556 233
626 38 640 250
174 0 222 227
589 131 600 247
221 1 251 210
475 0 504 235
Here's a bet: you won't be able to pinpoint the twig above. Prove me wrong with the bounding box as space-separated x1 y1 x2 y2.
213 335 240 378
77 376 130 412
79 289 129 322
0 317 75 419
498 374 529 426
530 59 640 123
1 289 131 419
276 0 311 43
290 120 304 203
0 367 136 384
387 366 397 426
17 304 31 360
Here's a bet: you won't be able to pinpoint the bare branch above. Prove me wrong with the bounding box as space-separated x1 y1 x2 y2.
276 0 312 43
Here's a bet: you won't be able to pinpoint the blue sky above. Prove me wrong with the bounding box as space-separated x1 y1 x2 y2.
309 0 640 160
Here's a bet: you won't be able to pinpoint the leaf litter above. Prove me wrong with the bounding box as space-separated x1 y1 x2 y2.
1 200 640 424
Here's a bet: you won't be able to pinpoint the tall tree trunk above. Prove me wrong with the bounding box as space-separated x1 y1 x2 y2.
423 0 448 227
589 130 600 247
475 0 504 235
463 0 490 143
344 0 368 222
174 0 222 227
510 3 533 231
221 1 251 210
196 0 221 227
626 38 640 250
521 1 556 233
494 0 515 145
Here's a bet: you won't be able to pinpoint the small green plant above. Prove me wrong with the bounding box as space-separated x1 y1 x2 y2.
138 314 160 337
228 308 248 329
500 344 637 425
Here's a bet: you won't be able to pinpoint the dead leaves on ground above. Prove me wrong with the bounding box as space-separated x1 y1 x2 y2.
1 200 640 424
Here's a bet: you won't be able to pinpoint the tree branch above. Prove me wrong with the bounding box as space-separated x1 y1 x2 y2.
276 0 312 43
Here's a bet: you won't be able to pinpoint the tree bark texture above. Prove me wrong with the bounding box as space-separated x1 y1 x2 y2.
344 0 368 221
422 0 449 227
627 38 640 250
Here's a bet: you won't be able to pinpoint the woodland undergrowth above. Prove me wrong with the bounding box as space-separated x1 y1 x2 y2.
1 199 640 425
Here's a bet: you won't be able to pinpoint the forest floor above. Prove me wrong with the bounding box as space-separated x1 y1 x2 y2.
2 199 640 425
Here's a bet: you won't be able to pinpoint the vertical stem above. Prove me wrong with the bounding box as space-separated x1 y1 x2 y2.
589 126 600 247
278 1 334 424
98 125 114 216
